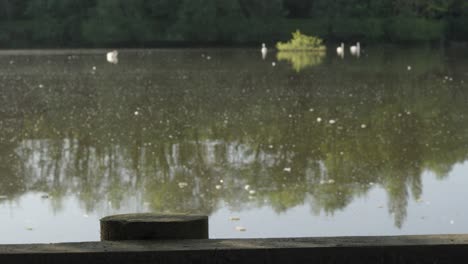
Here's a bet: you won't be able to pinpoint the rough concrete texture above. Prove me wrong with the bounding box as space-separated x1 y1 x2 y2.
1 235 468 264
100 213 209 241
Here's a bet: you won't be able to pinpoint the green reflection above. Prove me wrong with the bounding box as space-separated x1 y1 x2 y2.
0 48 467 229
277 51 325 72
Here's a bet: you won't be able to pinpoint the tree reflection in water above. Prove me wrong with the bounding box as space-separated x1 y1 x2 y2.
0 47 467 229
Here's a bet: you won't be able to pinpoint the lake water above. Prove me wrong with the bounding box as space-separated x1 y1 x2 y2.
0 47 467 244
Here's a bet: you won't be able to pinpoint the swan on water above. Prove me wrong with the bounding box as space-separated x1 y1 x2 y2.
261 43 268 59
350 42 360 57
106 50 118 64
336 43 344 58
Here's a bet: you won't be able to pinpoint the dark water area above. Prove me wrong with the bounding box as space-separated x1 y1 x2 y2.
0 47 467 243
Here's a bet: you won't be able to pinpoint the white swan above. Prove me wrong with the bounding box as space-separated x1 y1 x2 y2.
261 43 268 59
106 50 118 64
350 42 360 57
336 43 344 58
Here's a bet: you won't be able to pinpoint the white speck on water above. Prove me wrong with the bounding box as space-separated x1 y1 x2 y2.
215 185 222 190
328 179 335 184
235 226 247 232
369 182 374 186
9 60 14 64
206 56 211 60
134 111 139 116
288 114 292 118
38 84 44 88
92 66 96 70
272 62 276 67
309 108 314 112
219 179 224 183
249 190 256 195
317 117 322 122
329 119 336 124
340 152 344 155
244 185 250 190
361 124 367 128
178 182 188 188
450 220 455 225
0 195 7 199
283 167 291 172
320 180 326 185
407 65 411 71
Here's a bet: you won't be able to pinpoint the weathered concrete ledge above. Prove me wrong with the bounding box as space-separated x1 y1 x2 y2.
1 235 468 264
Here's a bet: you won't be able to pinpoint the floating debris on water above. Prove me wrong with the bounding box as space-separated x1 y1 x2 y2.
272 62 276 67
329 119 336 124
407 65 411 71
244 185 250 190
40 194 49 199
178 182 188 188
25 227 34 231
134 111 139 116
219 179 224 183
215 185 222 190
38 84 44 88
361 124 367 128
283 167 291 172
92 66 96 71
328 179 335 184
229 217 240 221
317 117 322 122
235 226 247 232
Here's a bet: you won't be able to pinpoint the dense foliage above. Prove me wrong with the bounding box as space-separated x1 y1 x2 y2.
276 30 326 51
0 0 467 47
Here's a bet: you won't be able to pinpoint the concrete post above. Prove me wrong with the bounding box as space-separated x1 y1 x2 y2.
100 213 208 241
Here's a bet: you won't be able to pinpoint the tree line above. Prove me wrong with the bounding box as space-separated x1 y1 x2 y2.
0 0 467 47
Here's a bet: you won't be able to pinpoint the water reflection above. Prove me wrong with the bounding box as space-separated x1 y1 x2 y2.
0 47 467 240
276 51 325 72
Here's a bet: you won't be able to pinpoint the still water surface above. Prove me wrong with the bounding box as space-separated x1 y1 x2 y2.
0 47 467 243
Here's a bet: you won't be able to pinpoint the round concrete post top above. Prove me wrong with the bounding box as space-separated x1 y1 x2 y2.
100 213 209 241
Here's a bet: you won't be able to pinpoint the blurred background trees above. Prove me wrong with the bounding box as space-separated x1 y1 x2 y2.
0 0 466 47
